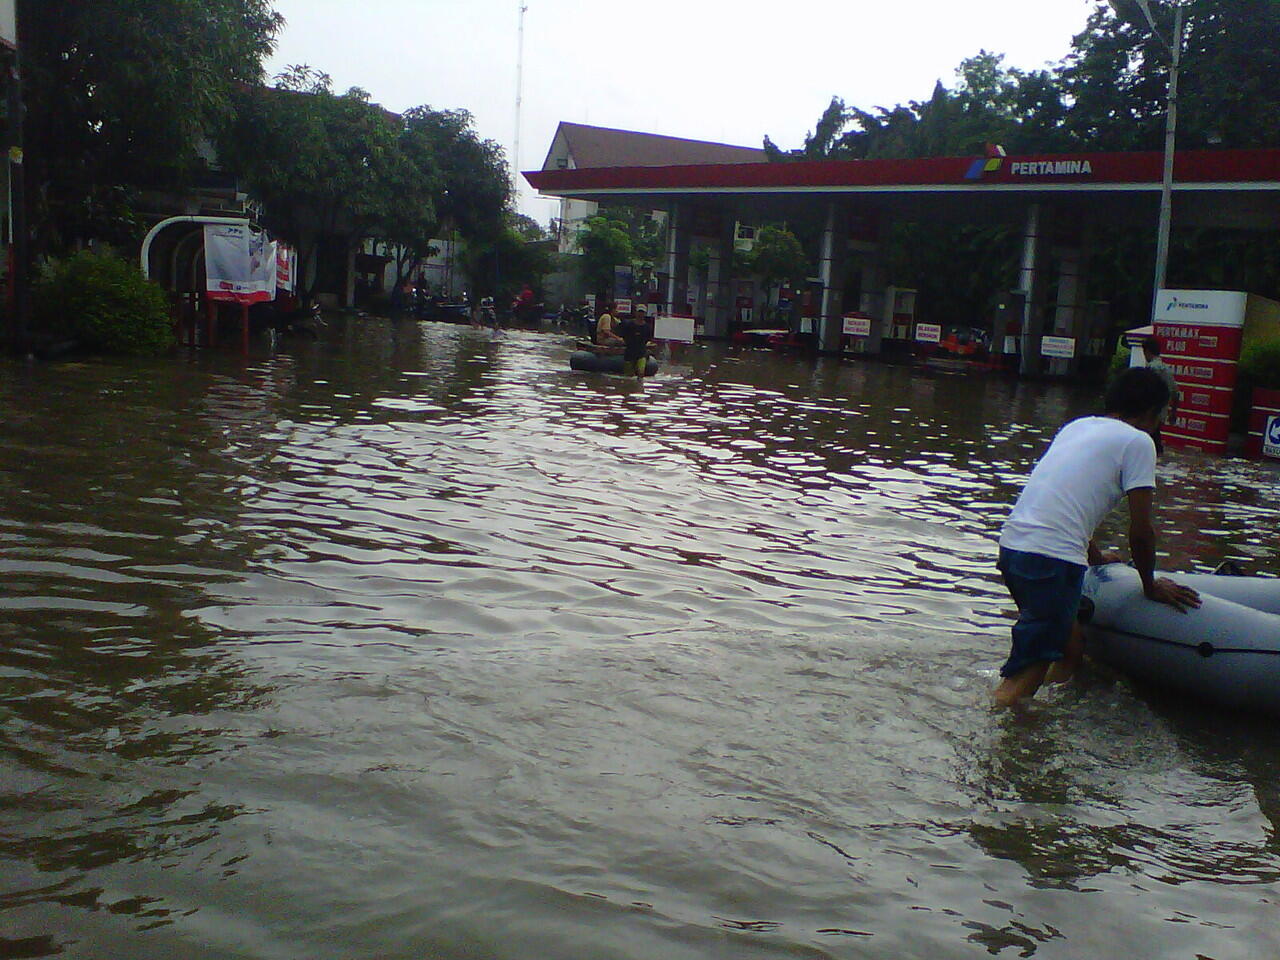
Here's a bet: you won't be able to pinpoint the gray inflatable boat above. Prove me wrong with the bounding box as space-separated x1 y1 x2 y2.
1081 563 1280 714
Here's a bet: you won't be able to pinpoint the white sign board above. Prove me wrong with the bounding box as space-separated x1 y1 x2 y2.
615 298 633 316
1155 289 1248 328
1041 336 1076 359
653 315 696 343
1264 415 1280 460
0 0 14 49
914 323 941 344
842 315 872 337
1003 336 1018 355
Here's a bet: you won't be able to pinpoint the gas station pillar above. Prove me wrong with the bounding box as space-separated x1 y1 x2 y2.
1050 239 1089 375
818 203 847 353
1017 203 1051 376
665 202 692 318
703 213 736 338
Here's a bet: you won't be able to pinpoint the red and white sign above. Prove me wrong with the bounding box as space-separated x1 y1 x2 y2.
1155 324 1244 362
1165 356 1240 390
275 244 296 294
1041 336 1076 359
842 314 872 337
914 323 941 344
615 298 633 316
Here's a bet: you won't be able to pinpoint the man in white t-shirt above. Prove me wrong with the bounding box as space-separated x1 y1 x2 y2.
993 367 1201 707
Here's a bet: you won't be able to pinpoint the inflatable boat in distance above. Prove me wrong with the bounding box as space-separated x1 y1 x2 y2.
1081 563 1280 715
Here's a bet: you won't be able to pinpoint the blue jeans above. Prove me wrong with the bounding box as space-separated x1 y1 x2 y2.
997 547 1086 678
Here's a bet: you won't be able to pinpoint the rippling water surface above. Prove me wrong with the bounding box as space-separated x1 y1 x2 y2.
2 320 1279 959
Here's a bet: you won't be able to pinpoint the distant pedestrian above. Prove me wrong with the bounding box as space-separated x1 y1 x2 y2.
1142 337 1179 422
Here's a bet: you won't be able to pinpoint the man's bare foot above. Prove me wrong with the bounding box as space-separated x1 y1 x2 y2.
1045 627 1085 685
993 662 1051 707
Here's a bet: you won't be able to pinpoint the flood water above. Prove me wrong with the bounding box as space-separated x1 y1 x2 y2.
3 319 1279 960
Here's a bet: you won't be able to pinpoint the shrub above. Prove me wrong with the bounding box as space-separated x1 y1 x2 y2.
34 250 174 356
1231 337 1280 431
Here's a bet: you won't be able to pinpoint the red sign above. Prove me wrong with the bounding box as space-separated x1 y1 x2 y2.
1166 357 1239 390
1178 385 1235 418
1165 410 1230 444
1153 322 1244 362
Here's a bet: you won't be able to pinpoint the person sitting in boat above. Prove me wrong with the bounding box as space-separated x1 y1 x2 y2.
619 306 652 378
595 302 622 347
993 366 1201 708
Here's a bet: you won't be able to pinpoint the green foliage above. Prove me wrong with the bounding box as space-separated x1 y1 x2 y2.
574 217 634 299
1109 339 1134 383
597 206 665 264
460 220 554 303
34 251 175 356
1239 338 1280 390
220 68 405 298
747 226 809 290
20 0 283 254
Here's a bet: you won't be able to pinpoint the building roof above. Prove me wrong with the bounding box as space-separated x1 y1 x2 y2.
541 121 766 171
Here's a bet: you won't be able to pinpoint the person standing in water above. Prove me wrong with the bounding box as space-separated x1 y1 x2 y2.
993 367 1201 708
619 306 652 378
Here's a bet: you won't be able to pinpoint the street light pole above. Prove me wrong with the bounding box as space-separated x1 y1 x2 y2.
1128 0 1187 318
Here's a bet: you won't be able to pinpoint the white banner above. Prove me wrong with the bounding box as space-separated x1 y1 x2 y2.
654 315 695 343
915 323 941 343
205 224 276 304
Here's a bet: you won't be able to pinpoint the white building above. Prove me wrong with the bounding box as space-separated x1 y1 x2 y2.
540 122 766 254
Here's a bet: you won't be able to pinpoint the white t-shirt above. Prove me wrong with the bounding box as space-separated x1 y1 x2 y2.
999 416 1157 565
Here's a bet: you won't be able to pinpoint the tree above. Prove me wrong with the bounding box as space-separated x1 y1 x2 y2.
573 216 634 299
747 225 809 323
219 67 404 299
19 0 282 254
459 214 554 304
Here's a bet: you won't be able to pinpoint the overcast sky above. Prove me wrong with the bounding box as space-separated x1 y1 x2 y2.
264 0 1098 223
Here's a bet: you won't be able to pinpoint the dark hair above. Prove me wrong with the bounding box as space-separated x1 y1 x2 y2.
1142 337 1162 354
1105 367 1170 418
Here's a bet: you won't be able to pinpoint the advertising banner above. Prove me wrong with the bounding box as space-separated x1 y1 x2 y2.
615 298 633 316
205 224 276 304
914 323 941 344
275 244 296 294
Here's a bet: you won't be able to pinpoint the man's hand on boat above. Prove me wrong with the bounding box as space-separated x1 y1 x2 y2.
1145 577 1202 613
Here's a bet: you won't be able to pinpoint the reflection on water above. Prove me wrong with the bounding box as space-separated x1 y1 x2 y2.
1 319 1278 959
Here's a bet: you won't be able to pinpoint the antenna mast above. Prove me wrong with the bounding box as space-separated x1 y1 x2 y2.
513 2 528 204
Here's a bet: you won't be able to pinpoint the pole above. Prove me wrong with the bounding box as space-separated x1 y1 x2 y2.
513 3 527 203
1149 1 1184 319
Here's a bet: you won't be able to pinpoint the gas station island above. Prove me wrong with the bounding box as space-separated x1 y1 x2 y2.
526 133 1280 457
